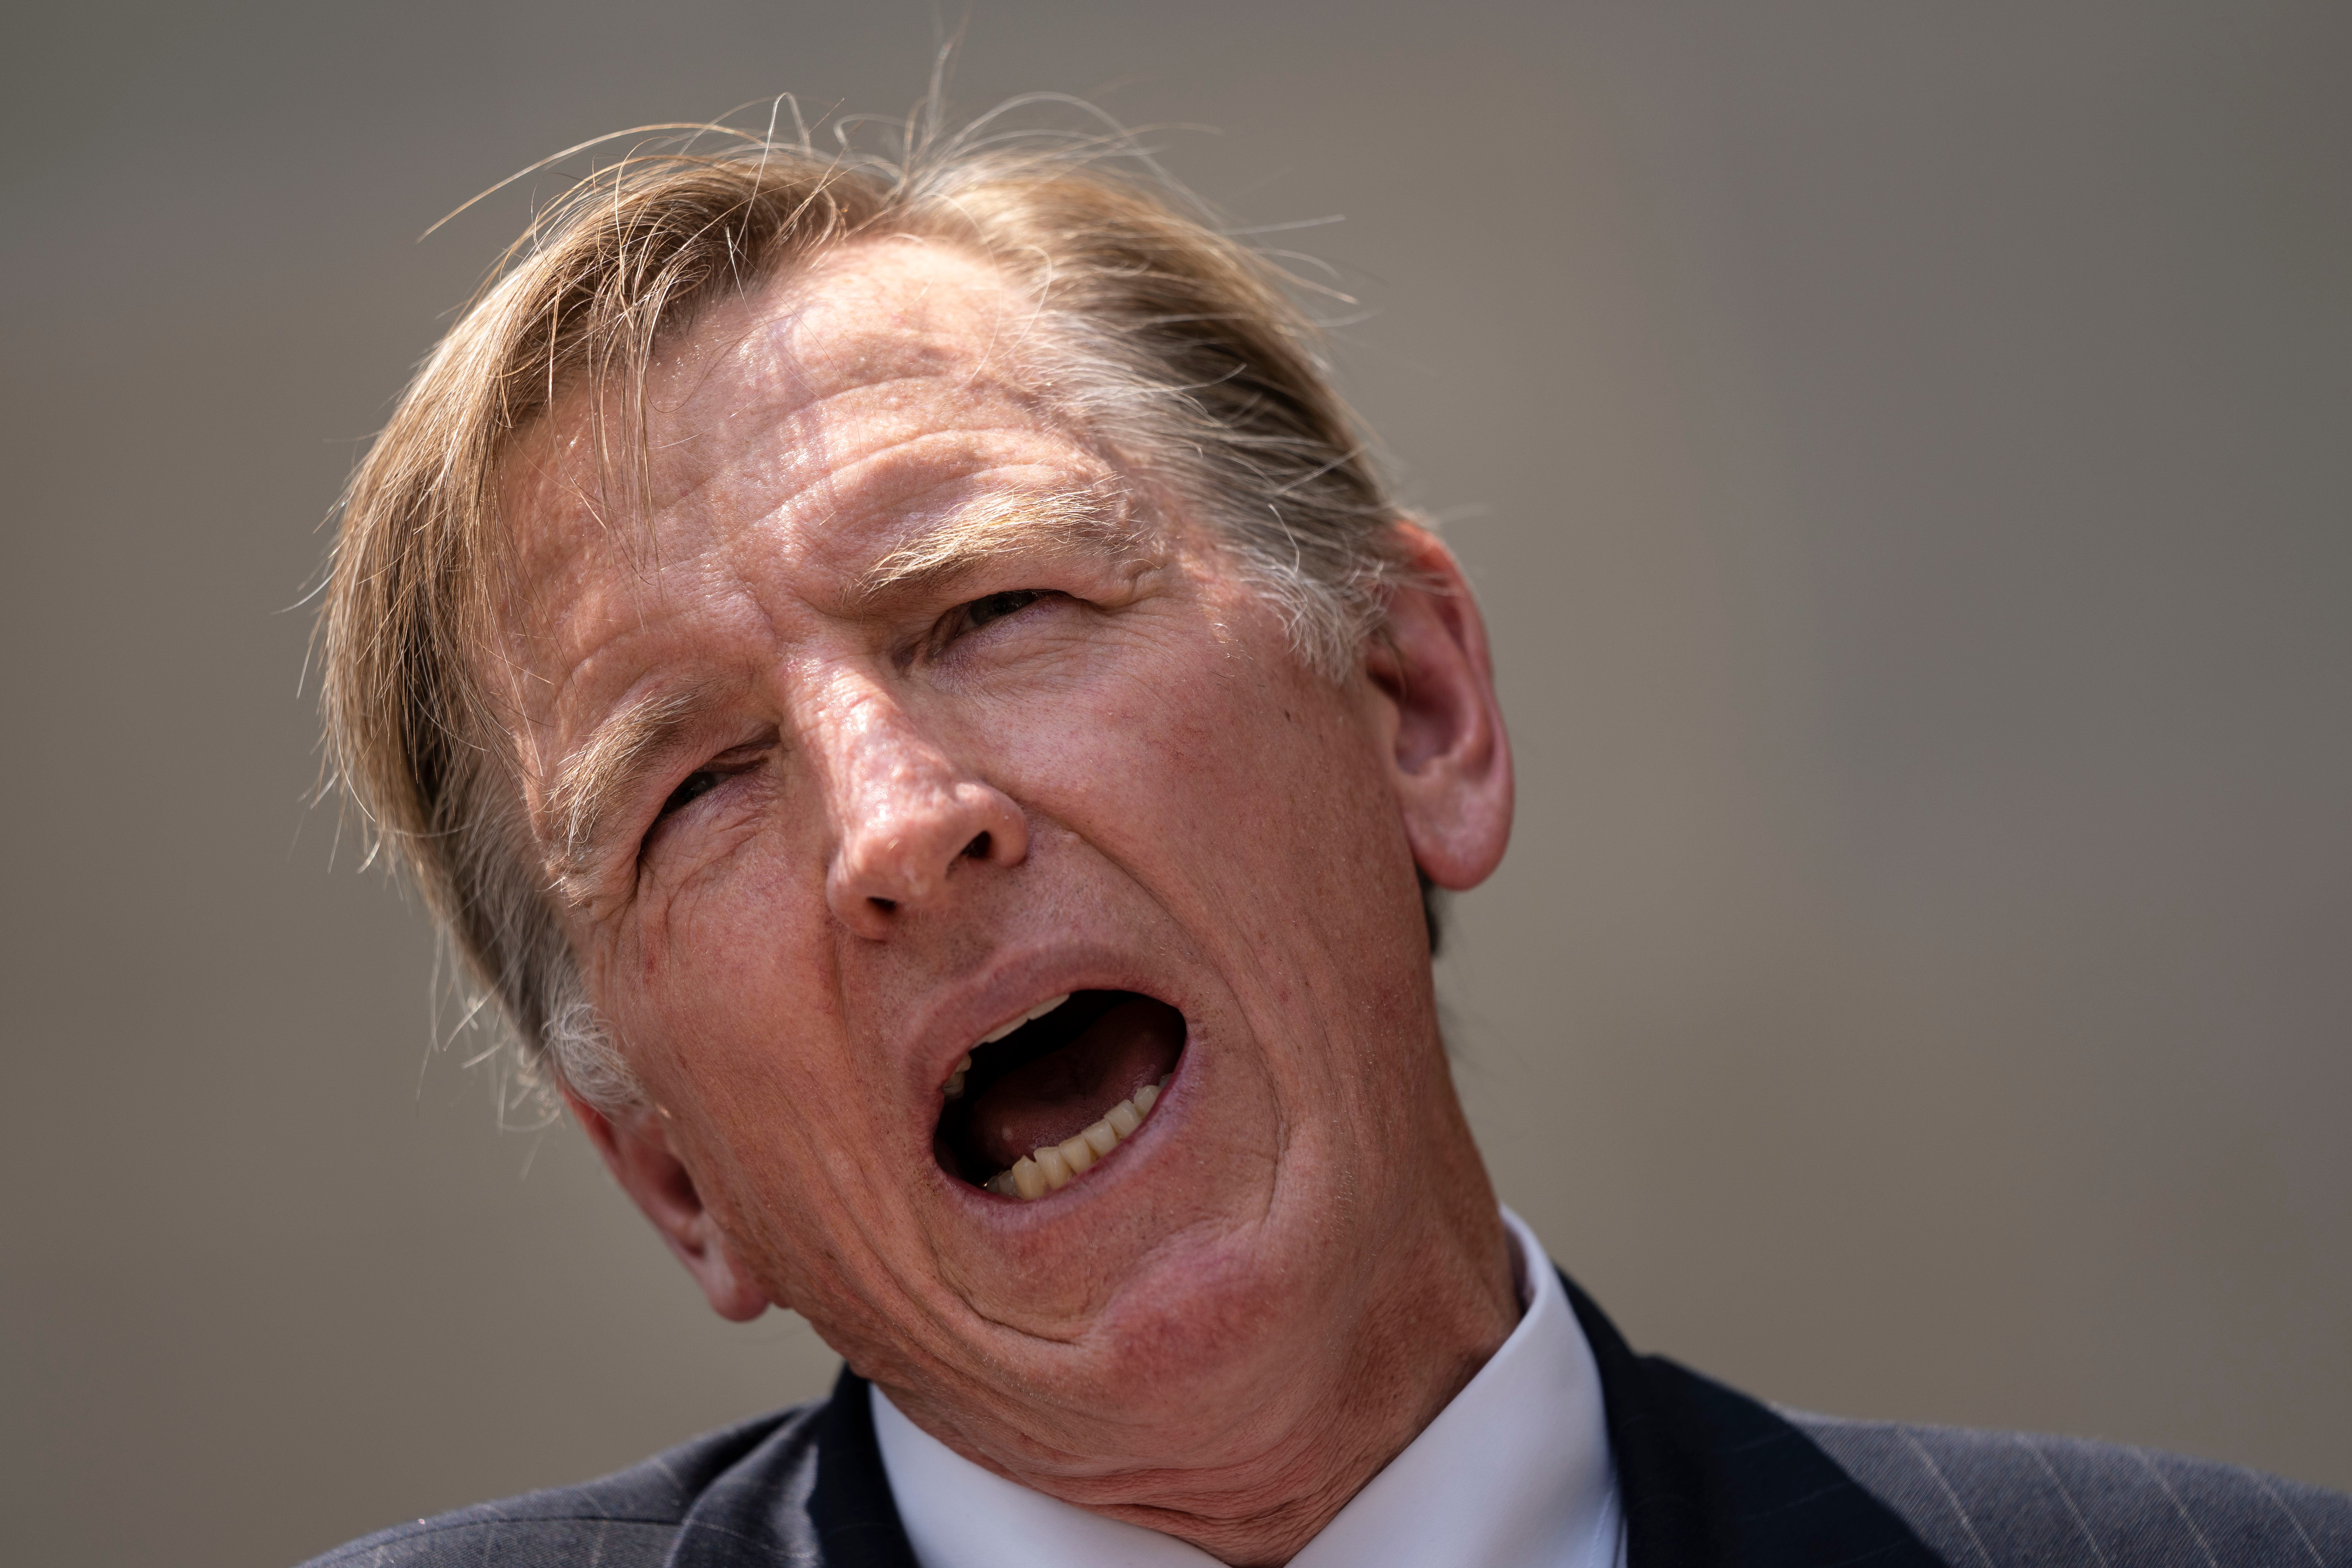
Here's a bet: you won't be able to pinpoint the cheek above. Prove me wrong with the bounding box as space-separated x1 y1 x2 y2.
1031 601 1335 808
600 841 852 1121
633 813 781 969
1024 610 1415 959
1148 652 1388 862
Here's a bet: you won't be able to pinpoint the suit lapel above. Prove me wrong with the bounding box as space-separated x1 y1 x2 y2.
659 1366 918 1568
806 1369 924 1568
1564 1272 1949 1568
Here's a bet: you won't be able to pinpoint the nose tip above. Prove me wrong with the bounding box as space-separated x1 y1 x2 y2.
826 777 1028 939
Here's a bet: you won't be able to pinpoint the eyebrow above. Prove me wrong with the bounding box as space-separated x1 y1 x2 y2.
543 680 726 888
855 481 1146 602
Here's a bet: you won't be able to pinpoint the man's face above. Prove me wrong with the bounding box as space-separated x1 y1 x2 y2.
497 241 1510 1486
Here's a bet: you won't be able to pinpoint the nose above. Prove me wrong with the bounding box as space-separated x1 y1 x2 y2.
817 680 1028 939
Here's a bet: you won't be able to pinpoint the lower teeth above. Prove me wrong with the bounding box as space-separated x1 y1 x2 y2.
985 1077 1167 1199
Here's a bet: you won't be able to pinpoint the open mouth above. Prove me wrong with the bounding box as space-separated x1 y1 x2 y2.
934 989 1186 1199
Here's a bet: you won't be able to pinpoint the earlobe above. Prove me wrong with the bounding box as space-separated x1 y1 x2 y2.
567 1090 772 1323
1368 523 1515 891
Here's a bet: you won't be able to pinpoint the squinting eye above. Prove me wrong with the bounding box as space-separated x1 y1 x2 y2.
962 589 1045 632
658 770 720 820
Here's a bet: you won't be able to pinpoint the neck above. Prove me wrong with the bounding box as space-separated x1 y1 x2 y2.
890 1119 1520 1565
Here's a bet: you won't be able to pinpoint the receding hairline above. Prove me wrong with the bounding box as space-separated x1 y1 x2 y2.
484 230 1094 589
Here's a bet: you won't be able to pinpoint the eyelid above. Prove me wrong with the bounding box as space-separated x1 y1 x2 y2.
933 586 1058 651
640 737 775 844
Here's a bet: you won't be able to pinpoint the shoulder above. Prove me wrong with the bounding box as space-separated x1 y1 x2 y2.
292 1400 825 1568
1790 1408 2352 1568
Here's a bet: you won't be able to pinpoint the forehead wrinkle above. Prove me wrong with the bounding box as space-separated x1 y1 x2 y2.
711 266 1024 442
509 343 966 580
511 235 1041 543
518 254 1058 601
697 261 1045 483
633 373 1059 595
726 394 1114 594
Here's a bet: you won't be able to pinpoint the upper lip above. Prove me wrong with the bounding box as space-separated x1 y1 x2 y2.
900 943 1187 1104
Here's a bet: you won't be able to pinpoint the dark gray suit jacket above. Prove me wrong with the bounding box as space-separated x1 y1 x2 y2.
299 1276 2351 1566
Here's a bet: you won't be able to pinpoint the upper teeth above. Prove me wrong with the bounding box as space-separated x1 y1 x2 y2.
941 994 1072 1098
982 993 1071 1045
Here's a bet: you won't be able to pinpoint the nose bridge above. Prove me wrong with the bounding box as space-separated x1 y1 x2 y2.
807 663 1024 929
835 680 962 857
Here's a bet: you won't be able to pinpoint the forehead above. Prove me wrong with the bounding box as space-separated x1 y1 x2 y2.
499 238 1085 608
484 242 1120 710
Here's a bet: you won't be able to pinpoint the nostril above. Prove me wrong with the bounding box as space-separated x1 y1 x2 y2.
962 832 991 860
869 896 897 913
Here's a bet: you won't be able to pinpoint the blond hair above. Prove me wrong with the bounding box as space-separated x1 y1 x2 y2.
318 107 1413 1112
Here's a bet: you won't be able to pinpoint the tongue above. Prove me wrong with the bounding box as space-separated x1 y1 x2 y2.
968 996 1183 1168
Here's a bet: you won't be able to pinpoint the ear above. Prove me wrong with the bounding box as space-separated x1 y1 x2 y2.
1364 522 1515 891
565 1090 771 1323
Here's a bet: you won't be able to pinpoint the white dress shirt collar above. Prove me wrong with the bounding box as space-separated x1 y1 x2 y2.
871 1208 1622 1568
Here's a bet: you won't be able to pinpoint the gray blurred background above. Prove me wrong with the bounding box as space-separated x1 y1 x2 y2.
4 4 2346 1564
